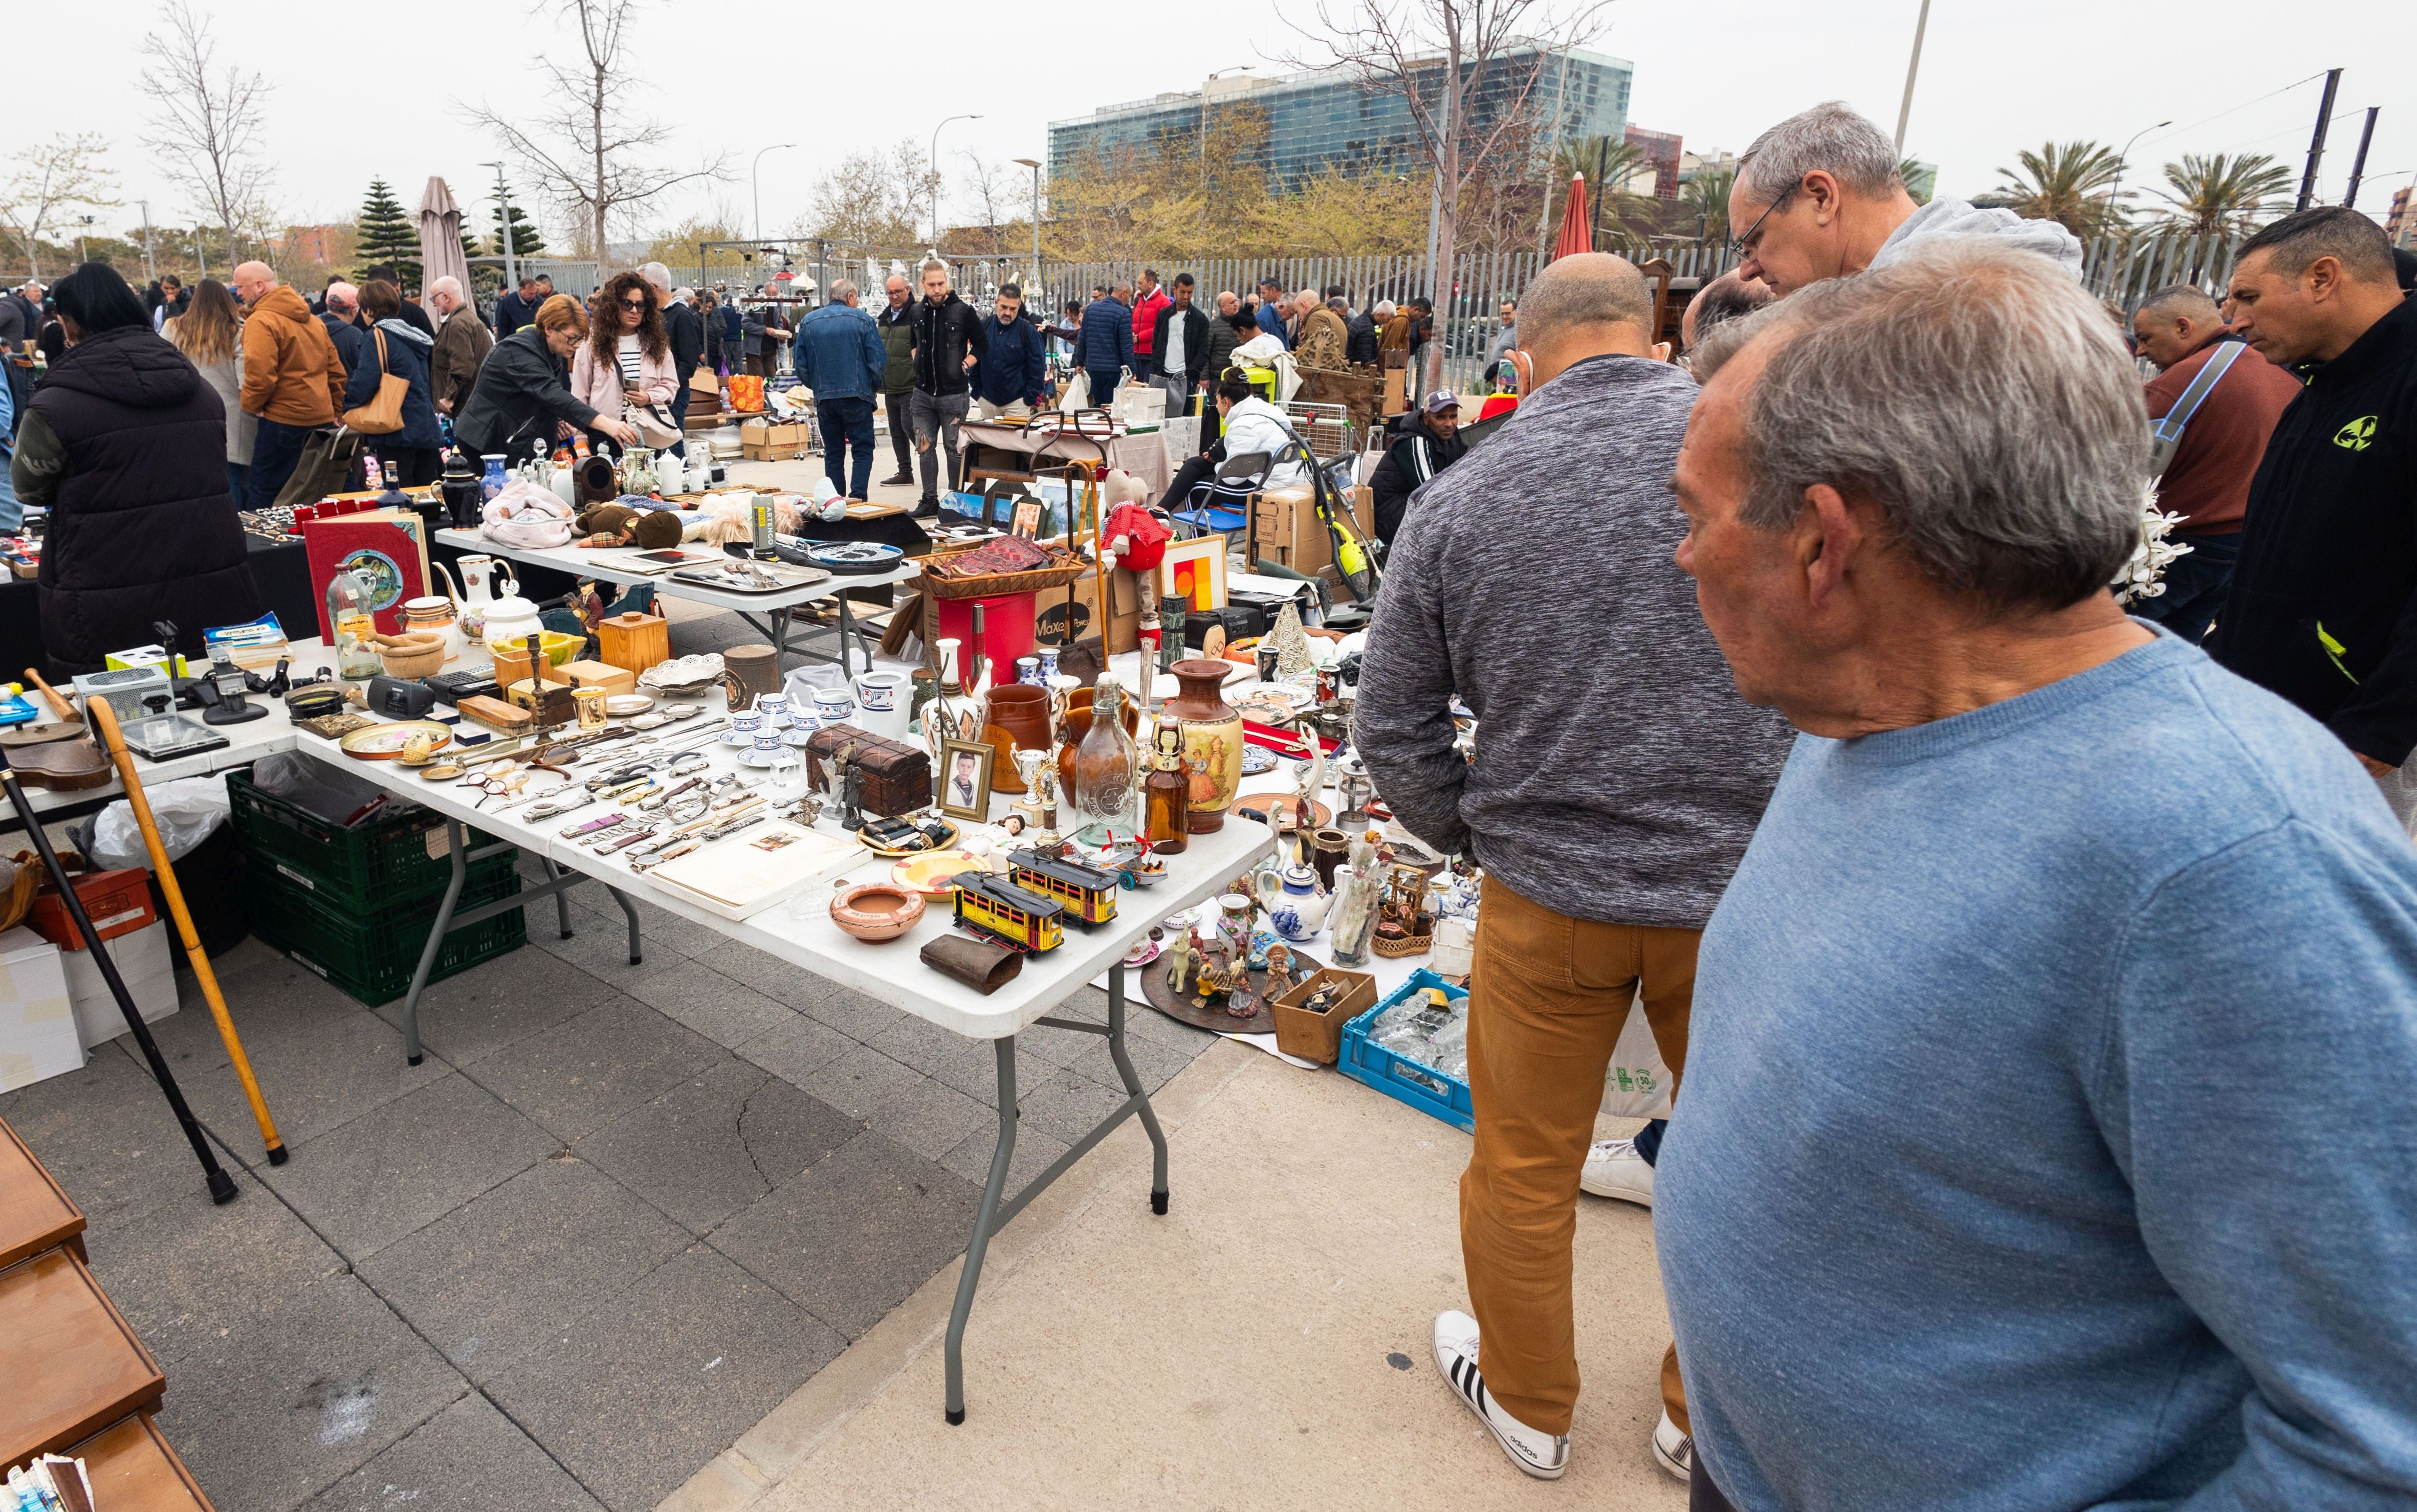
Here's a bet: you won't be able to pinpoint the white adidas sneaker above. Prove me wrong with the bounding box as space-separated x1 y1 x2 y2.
1431 1310 1570 1480
1580 1138 1655 1207
1652 1408 1694 1481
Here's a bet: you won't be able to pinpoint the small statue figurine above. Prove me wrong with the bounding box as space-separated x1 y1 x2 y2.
835 748 867 831
1263 942 1301 998
1165 930 1197 996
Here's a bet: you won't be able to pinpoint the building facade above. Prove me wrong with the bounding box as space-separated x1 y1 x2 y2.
1048 48 1634 190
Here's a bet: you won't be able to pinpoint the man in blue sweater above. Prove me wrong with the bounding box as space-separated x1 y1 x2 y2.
1662 238 2417 1510
791 280 886 500
972 282 1049 420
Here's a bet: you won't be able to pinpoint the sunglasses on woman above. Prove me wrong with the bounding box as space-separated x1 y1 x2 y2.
620 297 648 311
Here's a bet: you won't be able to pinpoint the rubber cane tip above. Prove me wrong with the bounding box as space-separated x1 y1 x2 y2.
946 1408 965 1427
629 952 644 966
407 1053 425 1067
206 1169 239 1204
267 1143 291 1166
1151 1190 1169 1216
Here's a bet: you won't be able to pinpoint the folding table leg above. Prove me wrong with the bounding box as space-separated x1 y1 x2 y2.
605 886 643 965
541 856 574 939
400 819 469 1067
1106 962 1171 1213
768 606 790 673
944 1035 1019 1425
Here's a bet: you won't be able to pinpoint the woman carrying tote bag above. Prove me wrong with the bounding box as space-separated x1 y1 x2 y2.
341 279 444 484
570 271 680 455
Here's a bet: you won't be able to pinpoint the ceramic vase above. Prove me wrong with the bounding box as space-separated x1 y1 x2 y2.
983 683 1053 794
1164 658 1244 834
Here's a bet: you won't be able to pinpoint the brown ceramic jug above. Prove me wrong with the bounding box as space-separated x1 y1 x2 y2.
982 684 1053 793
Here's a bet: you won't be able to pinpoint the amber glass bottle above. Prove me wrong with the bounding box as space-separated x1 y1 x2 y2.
1141 719 1190 855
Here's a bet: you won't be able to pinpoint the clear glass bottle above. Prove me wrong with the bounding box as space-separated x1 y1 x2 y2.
328 568 382 680
1140 718 1190 855
1071 676 1140 843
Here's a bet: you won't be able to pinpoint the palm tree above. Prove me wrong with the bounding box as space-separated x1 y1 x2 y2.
1680 168 1732 243
2153 153 2293 238
1543 136 1658 251
1898 157 1935 205
1994 140 2128 239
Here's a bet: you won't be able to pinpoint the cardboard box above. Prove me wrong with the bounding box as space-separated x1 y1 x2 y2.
1248 485 1378 586
0 926 83 1090
1034 564 1144 655
740 419 808 461
1381 368 1408 416
63 919 178 1052
1271 966 1379 1065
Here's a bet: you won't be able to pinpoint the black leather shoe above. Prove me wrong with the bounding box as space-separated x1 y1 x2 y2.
880 472 914 487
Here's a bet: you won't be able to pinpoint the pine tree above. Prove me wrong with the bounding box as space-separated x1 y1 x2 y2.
354 178 421 286
490 200 545 258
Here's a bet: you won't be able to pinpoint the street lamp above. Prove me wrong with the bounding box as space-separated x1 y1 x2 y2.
2108 120 2172 232
931 115 982 250
753 143 797 249
1012 158 1042 296
480 161 519 291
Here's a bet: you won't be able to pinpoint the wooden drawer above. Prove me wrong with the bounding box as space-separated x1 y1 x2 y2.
0 1249 164 1468
0 1116 85 1270
64 1414 217 1511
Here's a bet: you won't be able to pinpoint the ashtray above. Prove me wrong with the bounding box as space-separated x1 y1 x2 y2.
830 882 925 942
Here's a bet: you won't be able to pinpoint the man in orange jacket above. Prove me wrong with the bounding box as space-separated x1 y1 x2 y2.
233 261 348 509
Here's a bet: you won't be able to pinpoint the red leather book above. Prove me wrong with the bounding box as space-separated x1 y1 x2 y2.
300 512 429 640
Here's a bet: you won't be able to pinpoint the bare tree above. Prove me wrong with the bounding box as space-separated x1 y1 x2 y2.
806 142 932 250
139 0 272 268
0 134 119 280
466 0 728 269
956 151 1023 260
1284 0 1606 382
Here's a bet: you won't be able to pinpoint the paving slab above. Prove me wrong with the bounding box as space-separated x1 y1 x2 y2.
357 1154 695 1378
261 1072 560 1261
709 1129 981 1340
789 1042 924 1124
302 1389 606 1512
147 950 449 1147
865 1013 1007 1105
1014 1067 1137 1148
370 941 622 1068
938 1120 1070 1195
463 995 726 1144
84 1166 345 1369
479 1244 844 1511
0 1039 228 1224
155 1272 467 1512
630 960 801 1051
573 1060 861 1236
732 1015 856 1091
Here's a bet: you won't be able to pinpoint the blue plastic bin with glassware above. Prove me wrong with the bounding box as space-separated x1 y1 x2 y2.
1338 967 1474 1132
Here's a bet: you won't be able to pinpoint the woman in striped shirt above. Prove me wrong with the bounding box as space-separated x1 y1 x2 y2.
569 271 677 454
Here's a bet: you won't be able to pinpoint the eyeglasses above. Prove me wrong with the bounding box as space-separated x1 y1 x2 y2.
1727 188 1797 262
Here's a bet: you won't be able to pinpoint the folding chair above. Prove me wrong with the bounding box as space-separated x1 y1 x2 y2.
1175 450 1271 537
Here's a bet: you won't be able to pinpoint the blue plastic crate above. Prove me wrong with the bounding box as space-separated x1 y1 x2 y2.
1338 968 1474 1132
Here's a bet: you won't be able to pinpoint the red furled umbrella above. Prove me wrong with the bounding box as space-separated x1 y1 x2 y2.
1552 173 1593 261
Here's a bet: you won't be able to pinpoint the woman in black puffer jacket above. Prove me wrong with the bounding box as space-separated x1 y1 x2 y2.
9 262 261 678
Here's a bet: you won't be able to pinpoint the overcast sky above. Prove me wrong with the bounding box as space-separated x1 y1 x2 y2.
28 0 2416 253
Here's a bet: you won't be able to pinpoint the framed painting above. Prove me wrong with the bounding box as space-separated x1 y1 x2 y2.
1158 532 1227 614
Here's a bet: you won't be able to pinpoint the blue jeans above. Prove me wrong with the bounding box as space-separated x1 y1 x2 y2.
1084 370 1119 412
2126 530 2239 647
227 462 249 505
249 418 313 509
819 395 875 499
1131 350 1154 382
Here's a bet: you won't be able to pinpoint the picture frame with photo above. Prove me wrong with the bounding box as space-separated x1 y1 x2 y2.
1010 498 1045 539
937 739 996 821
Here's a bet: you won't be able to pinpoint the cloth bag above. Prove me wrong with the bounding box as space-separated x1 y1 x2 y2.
628 401 683 450
480 479 577 548
340 328 407 435
1599 993 1675 1120
1057 370 1090 411
270 427 362 511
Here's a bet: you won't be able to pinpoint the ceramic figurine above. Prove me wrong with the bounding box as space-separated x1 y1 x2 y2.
1165 930 1197 995
1326 831 1386 968
1263 943 1301 998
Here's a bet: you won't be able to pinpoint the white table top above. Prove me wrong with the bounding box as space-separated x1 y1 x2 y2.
293 689 1275 1040
433 528 921 613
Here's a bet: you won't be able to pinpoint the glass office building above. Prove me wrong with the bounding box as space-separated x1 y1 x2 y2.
1049 48 1634 189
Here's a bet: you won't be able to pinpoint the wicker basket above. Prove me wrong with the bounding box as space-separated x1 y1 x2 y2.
911 552 1092 601
1371 918 1434 959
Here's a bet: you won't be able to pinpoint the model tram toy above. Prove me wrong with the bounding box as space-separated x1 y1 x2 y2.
954 871 1066 953
1008 848 1122 926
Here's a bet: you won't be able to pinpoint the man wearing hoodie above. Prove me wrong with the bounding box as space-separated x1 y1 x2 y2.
908 259 986 515
231 261 348 510
1727 101 2081 298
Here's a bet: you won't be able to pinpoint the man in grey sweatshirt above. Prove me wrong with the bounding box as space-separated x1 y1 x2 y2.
1726 100 2081 298
1353 253 1794 1484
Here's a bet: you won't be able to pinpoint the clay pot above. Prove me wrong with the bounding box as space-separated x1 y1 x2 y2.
375 631 448 679
983 684 1053 793
1165 658 1244 834
830 882 926 942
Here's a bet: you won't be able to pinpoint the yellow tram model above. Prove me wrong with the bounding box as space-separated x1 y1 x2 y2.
1008 849 1122 926
954 872 1066 953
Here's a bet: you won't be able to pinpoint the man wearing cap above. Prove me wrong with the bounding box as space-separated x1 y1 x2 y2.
1369 389 1466 550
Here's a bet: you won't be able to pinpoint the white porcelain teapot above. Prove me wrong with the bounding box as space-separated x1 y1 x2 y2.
1255 861 1331 942
481 592 544 648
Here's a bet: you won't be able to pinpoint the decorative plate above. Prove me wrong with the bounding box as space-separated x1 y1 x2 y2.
604 693 653 716
892 850 988 895
337 721 453 760
1239 745 1278 775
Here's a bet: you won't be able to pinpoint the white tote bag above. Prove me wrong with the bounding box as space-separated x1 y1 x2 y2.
1600 993 1675 1120
1057 370 1090 411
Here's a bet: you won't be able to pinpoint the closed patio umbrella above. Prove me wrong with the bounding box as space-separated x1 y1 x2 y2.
416 176 471 299
1552 173 1593 262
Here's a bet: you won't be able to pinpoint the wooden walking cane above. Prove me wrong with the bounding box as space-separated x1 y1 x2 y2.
82 697 288 1166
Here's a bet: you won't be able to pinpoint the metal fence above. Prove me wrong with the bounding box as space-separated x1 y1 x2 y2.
466 256 599 299
2079 232 2246 317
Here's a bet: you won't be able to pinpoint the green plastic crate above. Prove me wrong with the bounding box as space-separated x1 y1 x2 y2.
246 857 526 1007
228 768 512 911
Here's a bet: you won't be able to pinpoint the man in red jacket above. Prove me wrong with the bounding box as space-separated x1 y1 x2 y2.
1131 269 1170 383
2130 282 2303 645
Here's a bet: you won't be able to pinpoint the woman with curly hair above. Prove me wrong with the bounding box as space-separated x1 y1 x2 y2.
571 271 677 454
